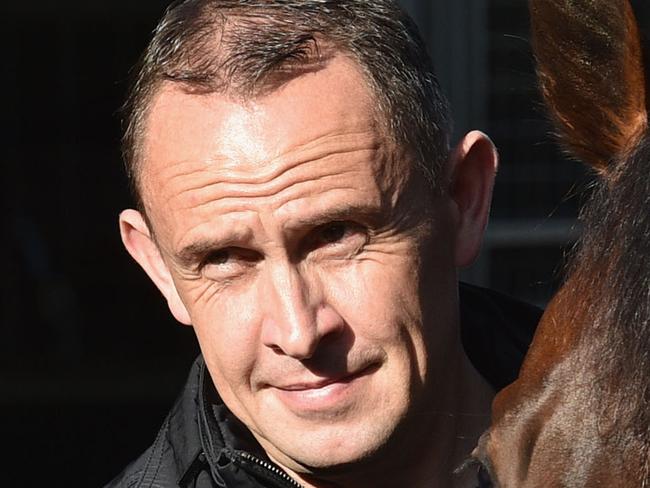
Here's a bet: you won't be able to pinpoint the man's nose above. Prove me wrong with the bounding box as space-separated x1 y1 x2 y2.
259 263 343 360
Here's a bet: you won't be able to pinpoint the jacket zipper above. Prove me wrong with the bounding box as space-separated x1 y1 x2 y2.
236 451 304 488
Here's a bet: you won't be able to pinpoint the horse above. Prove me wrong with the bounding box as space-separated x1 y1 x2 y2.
470 0 650 486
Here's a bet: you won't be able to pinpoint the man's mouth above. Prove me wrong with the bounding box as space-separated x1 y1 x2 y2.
274 362 380 390
269 363 381 414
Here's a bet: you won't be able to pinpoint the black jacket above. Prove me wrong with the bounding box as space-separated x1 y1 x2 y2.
106 284 541 488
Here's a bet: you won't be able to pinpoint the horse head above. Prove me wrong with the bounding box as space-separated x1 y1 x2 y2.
472 0 650 486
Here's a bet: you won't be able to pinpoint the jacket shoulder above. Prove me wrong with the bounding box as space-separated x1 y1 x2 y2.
104 358 207 488
104 415 178 487
459 282 543 390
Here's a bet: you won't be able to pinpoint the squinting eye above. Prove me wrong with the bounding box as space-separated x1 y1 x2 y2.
307 221 367 259
318 222 348 244
204 247 260 267
205 249 231 265
201 247 261 282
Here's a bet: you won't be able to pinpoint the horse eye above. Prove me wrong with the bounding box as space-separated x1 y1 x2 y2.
477 463 494 488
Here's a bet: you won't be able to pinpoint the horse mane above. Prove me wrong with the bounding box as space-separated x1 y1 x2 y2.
528 0 650 479
566 138 650 474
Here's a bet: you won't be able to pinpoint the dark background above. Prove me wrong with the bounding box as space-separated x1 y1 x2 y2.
2 1 649 486
2 2 199 485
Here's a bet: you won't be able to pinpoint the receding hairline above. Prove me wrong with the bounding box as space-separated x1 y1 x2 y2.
122 0 453 218
132 48 411 209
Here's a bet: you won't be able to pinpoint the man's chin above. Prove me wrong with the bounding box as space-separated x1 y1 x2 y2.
276 440 404 488
261 422 397 479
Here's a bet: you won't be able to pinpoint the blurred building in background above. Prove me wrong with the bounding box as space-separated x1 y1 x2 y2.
4 0 630 486
401 0 588 308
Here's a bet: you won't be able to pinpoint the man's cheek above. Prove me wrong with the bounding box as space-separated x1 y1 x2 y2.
323 257 416 335
192 290 260 359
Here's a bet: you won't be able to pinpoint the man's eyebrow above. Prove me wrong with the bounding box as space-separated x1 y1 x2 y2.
174 202 384 266
291 201 384 227
175 240 220 268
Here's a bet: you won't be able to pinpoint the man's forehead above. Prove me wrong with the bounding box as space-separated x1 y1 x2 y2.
139 55 407 203
147 58 367 153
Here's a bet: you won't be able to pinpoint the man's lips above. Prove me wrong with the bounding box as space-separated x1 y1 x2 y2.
271 363 380 392
265 364 378 415
261 363 381 415
275 368 368 391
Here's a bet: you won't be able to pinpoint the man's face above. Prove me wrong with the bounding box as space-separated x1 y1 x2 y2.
136 56 464 475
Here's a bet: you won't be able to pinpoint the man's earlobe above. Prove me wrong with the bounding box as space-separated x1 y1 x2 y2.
448 130 498 268
119 209 192 326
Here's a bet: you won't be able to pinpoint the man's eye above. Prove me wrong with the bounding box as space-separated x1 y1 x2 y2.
204 247 259 266
308 221 367 258
201 247 260 281
318 222 349 244
205 249 231 265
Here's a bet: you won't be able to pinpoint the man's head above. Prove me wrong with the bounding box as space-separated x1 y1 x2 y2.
122 0 452 211
119 1 498 485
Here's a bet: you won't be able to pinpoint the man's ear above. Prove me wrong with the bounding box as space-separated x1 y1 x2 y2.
447 130 498 268
119 209 192 326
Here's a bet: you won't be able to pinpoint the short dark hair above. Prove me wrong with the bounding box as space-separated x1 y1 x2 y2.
122 0 452 210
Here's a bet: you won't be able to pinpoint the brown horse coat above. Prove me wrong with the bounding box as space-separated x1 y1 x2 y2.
472 0 650 486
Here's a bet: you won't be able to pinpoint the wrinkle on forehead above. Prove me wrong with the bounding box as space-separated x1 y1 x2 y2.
140 55 415 247
155 135 381 209
169 163 385 255
153 130 378 186
147 137 390 248
141 56 402 191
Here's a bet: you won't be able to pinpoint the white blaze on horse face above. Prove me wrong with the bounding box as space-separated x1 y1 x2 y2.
136 55 465 483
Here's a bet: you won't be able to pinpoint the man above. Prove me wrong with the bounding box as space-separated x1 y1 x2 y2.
110 1 540 487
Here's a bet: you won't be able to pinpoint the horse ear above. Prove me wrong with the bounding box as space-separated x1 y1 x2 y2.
530 0 647 175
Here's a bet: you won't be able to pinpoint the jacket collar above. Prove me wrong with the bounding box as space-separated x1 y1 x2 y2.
174 356 289 487
197 356 270 459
